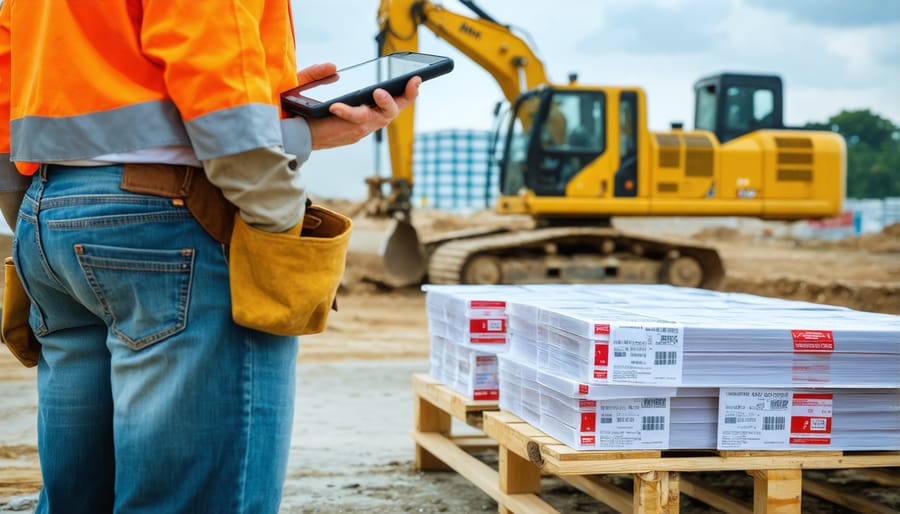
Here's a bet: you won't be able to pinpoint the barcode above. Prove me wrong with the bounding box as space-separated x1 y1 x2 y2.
641 415 666 431
658 334 678 344
763 416 785 431
654 351 677 365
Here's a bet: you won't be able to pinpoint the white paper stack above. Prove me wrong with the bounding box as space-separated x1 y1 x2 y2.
430 334 499 401
425 284 600 400
498 352 541 425
499 353 717 450
424 285 511 350
718 388 900 450
529 300 900 388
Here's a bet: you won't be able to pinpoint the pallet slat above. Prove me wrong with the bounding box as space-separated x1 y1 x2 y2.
411 431 559 513
802 477 898 514
680 475 753 514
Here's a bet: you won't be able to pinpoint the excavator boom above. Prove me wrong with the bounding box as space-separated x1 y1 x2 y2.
373 0 548 196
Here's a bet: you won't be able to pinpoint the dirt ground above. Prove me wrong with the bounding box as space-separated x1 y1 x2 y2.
0 207 898 513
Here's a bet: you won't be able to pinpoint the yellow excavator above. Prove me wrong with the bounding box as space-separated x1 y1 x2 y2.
369 0 845 289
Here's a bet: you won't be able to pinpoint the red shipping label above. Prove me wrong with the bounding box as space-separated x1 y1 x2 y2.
469 318 506 333
474 389 499 401
580 412 596 432
792 330 835 353
469 300 505 309
579 400 597 409
594 323 611 335
469 336 506 344
790 393 833 445
594 343 609 366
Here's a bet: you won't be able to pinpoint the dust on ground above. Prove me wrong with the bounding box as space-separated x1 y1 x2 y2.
1 207 899 513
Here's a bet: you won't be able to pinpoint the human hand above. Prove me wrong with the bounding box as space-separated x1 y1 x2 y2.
307 76 422 150
296 62 337 85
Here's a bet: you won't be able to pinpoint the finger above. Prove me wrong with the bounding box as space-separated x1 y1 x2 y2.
405 76 423 98
329 102 372 124
372 88 399 118
395 76 422 110
296 63 337 84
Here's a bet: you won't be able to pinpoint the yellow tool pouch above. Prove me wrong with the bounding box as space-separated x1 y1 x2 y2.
229 205 352 336
2 257 40 367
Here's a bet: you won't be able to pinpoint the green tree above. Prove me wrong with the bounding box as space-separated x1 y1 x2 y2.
805 109 900 198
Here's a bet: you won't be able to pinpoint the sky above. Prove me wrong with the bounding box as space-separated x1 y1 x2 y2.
291 0 900 200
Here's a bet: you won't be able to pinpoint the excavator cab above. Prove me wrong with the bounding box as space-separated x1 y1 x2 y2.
693 73 784 143
498 88 606 198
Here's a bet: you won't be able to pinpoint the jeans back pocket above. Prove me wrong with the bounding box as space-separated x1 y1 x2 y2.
76 244 194 350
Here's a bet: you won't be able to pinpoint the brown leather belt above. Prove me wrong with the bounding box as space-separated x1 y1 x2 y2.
120 163 237 245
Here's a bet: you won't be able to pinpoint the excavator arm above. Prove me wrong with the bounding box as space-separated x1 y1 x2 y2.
368 0 549 219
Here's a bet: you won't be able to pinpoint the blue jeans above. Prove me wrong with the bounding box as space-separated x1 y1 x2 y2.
14 165 298 514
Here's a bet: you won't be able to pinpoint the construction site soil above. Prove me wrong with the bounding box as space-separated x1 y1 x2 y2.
1 205 898 513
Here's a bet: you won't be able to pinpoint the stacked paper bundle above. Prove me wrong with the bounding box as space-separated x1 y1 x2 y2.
425 284 605 400
717 388 900 450
424 285 542 400
499 353 715 450
532 301 900 388
429 334 499 401
424 285 512 349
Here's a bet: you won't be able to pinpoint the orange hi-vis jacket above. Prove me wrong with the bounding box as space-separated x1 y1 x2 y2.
0 0 300 186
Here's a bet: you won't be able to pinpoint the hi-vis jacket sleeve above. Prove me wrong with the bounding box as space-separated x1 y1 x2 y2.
140 0 296 160
141 0 310 231
0 2 30 194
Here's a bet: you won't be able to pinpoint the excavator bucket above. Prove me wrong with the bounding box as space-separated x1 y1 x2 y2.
378 218 427 286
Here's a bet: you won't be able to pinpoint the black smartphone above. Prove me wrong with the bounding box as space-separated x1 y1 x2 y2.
281 51 454 118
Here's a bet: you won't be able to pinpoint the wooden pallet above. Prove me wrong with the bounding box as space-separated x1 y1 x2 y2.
411 373 900 514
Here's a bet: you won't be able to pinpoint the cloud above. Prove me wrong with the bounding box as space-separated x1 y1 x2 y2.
576 0 732 56
747 0 900 28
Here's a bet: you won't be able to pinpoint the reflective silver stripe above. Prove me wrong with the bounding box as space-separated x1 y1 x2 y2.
0 155 31 192
186 103 282 160
10 100 282 162
11 101 190 162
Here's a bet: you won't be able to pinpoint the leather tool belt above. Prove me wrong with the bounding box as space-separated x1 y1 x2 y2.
121 163 237 245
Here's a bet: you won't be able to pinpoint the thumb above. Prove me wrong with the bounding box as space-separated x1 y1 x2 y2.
296 63 337 85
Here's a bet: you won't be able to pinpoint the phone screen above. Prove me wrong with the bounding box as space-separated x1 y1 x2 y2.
297 55 431 103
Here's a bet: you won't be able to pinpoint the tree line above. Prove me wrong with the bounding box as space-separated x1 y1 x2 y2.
804 110 900 199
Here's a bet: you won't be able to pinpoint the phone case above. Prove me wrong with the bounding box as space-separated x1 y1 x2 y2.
281 52 454 118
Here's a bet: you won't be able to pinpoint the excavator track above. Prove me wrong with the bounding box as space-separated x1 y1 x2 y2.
425 226 724 289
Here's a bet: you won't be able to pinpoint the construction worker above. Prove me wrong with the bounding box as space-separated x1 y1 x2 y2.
0 2 420 513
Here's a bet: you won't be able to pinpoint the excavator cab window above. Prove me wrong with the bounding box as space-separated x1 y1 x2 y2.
498 92 541 196
724 86 775 133
615 91 639 197
693 73 784 143
500 89 605 197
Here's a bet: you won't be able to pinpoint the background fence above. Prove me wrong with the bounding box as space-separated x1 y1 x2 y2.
412 129 498 212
